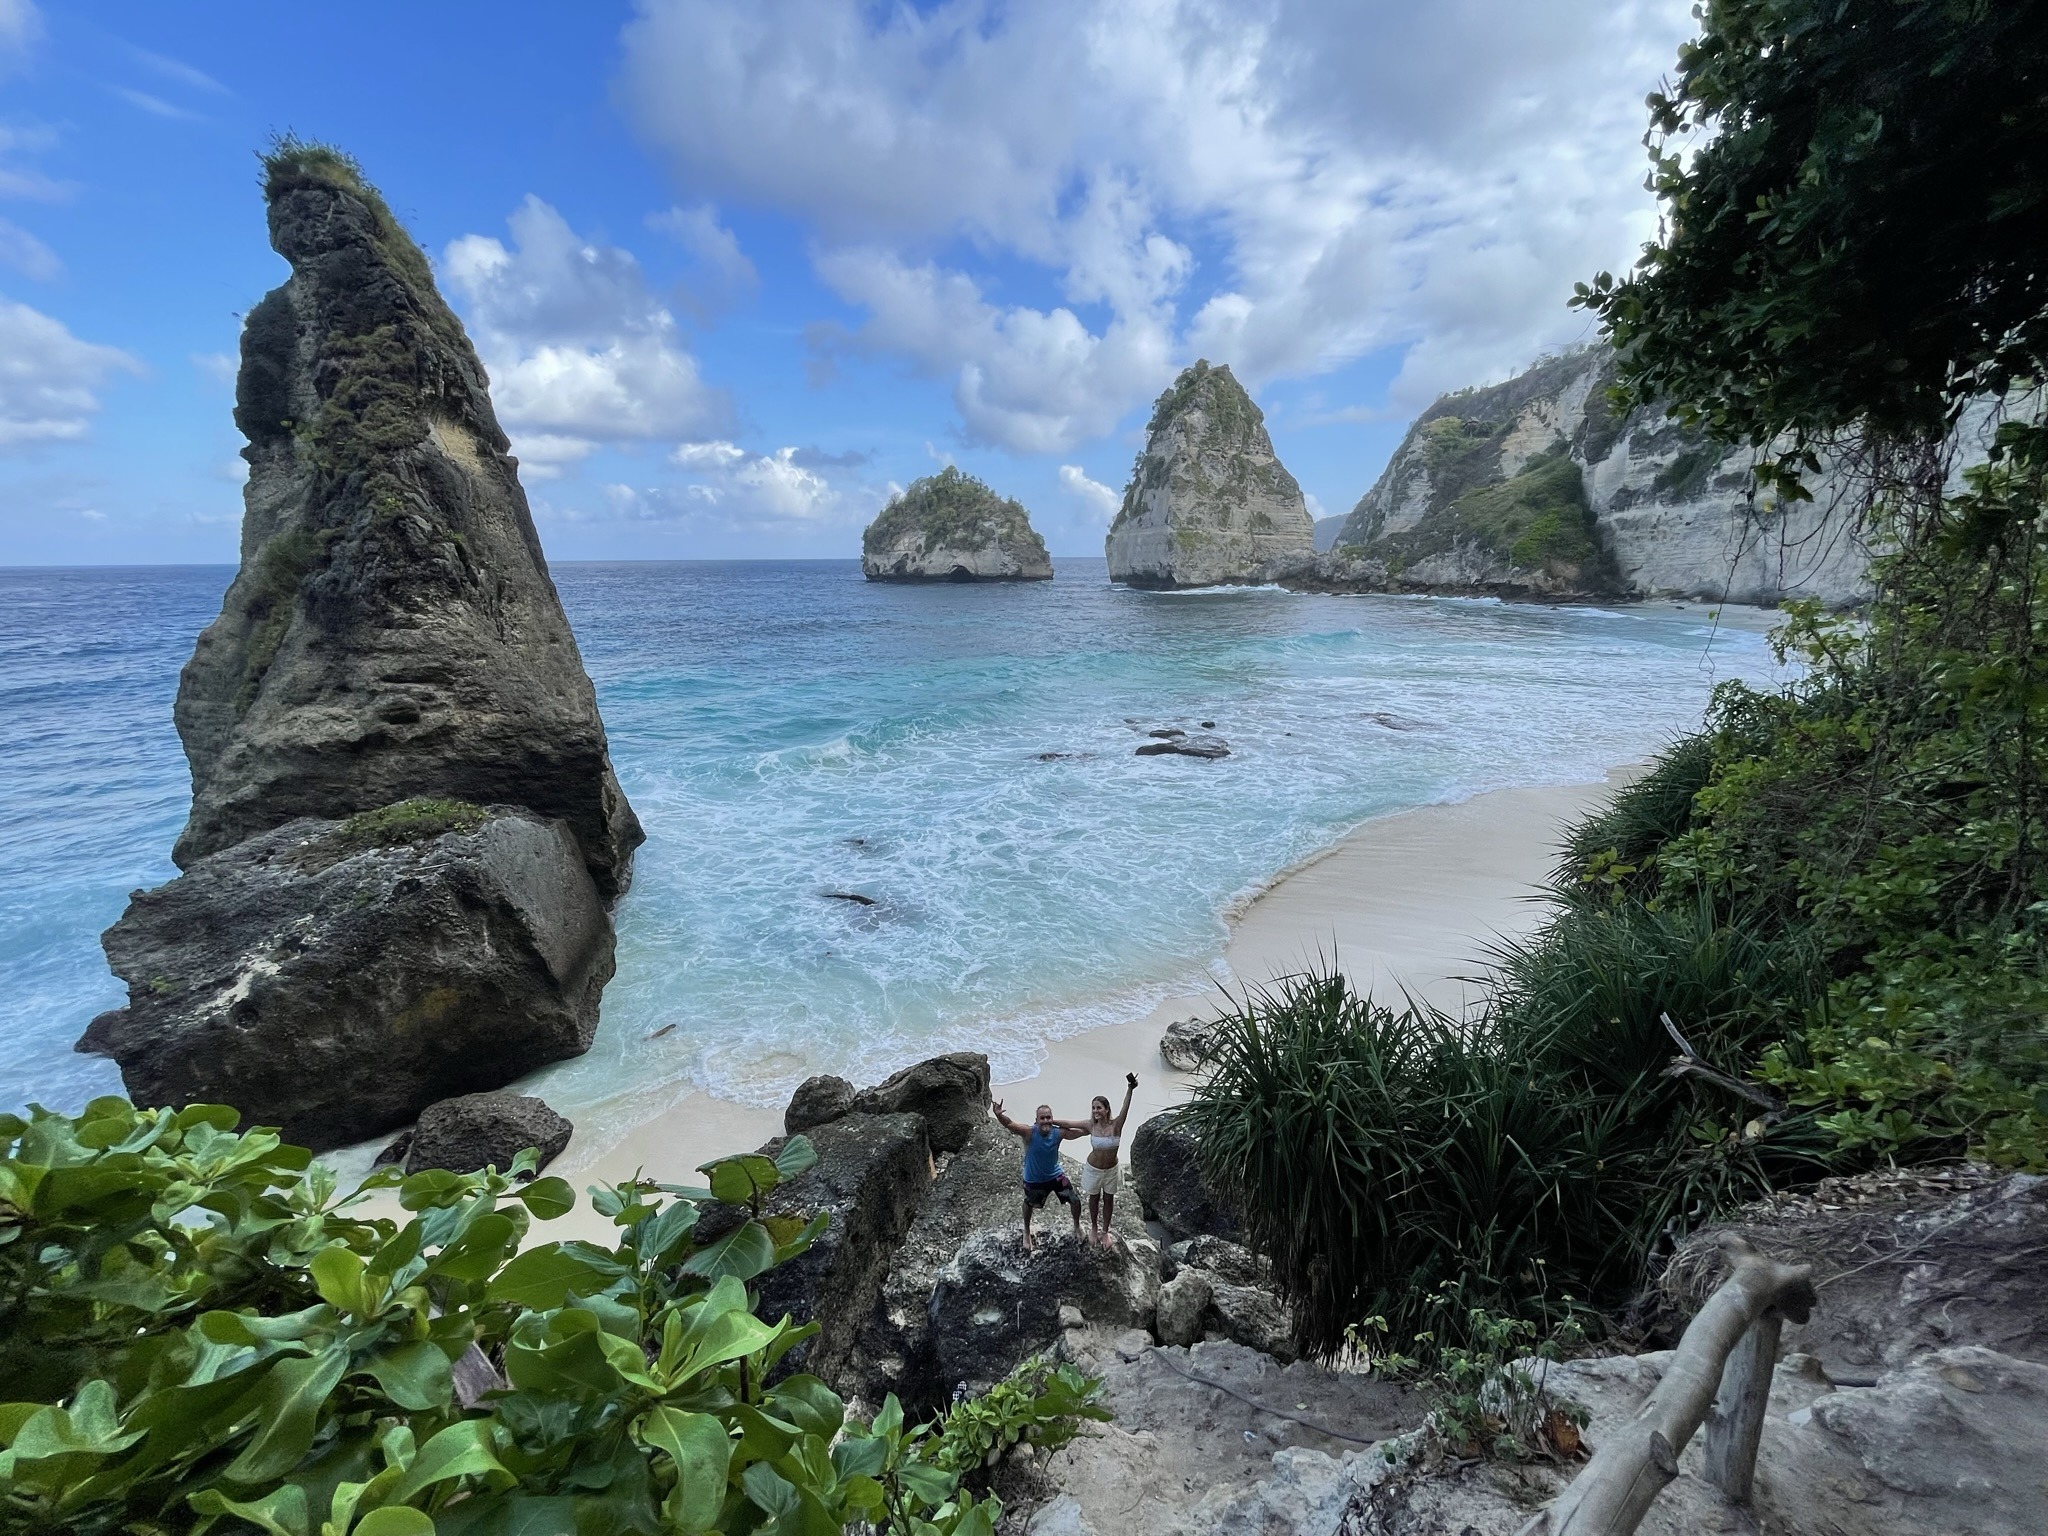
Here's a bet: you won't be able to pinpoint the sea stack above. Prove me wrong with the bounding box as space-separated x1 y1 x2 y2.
861 467 1053 581
79 143 643 1149
1105 360 1313 588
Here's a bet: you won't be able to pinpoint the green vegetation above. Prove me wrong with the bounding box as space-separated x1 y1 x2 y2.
233 526 333 715
1354 1306 1588 1465
864 467 1045 563
1183 0 2048 1367
0 1098 1104 1536
296 799 491 872
1370 450 1617 588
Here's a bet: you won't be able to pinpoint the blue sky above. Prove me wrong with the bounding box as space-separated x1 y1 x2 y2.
0 0 1694 565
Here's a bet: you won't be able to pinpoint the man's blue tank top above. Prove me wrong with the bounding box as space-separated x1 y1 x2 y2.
1022 1124 1063 1181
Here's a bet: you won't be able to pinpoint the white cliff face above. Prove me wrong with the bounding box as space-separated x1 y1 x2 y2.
861 467 1053 582
1337 348 1875 607
1107 361 1315 588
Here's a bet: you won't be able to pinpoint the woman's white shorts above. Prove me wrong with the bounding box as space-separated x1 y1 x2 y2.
1080 1161 1121 1197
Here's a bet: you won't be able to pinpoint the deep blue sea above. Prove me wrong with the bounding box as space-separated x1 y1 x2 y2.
0 560 1786 1131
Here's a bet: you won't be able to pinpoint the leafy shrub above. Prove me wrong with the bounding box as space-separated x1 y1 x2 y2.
1354 1305 1588 1465
0 1098 1104 1536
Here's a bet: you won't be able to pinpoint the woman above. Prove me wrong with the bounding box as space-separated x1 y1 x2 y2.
1073 1071 1137 1248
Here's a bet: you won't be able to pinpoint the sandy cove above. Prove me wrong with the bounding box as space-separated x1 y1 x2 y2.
527 769 1632 1242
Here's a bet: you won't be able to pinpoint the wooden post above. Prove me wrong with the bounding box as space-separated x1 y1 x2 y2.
1702 1310 1783 1502
1515 1235 1815 1536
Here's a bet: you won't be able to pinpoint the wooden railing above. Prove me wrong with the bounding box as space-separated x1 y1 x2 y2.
1515 1234 1816 1536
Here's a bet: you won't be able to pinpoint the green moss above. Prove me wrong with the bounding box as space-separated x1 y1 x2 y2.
233 525 336 714
863 466 1045 559
296 797 490 872
1368 450 1619 588
261 137 439 303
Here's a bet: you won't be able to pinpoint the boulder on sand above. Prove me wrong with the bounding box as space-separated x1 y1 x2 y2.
1160 1016 1229 1071
1130 1110 1242 1242
406 1090 573 1176
81 807 611 1149
785 1074 858 1135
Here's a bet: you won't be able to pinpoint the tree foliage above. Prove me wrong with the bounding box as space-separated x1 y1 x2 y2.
1575 0 2048 458
0 1099 1105 1536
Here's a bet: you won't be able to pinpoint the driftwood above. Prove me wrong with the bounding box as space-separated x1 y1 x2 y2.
1659 1012 1785 1117
1516 1234 1816 1536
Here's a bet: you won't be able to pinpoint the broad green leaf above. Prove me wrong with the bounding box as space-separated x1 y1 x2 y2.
513 1176 574 1221
225 1345 351 1483
766 1375 843 1439
389 1420 510 1504
640 1406 731 1533
188 1484 309 1536
767 1210 830 1264
740 1460 798 1518
311 1244 371 1314
360 1340 453 1412
631 1199 698 1268
895 1460 957 1507
398 1169 470 1211
367 1221 425 1283
679 1219 775 1282
428 1211 518 1282
485 1244 623 1310
771 1135 817 1183
353 1509 435 1536
501 1314 621 1398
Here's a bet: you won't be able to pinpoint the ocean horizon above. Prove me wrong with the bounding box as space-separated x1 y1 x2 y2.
0 558 1789 1133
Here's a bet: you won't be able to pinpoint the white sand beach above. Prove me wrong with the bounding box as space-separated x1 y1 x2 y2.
536 768 1632 1238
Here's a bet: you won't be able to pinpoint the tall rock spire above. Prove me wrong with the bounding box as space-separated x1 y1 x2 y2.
1105 361 1313 588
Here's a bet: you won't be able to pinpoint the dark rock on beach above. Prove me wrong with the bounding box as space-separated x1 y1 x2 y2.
848 1051 990 1155
1160 1015 1229 1072
82 808 611 1149
785 1073 859 1135
406 1090 573 1177
1131 1110 1242 1242
81 147 639 1143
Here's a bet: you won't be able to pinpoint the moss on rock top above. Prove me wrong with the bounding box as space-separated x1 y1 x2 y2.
862 467 1048 559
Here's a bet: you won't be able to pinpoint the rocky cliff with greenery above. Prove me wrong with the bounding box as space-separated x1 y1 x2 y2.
1106 361 1314 588
1314 346 1873 604
860 467 1052 581
80 143 641 1149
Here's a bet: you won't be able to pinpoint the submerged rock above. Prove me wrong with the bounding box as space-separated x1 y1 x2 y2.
1135 734 1231 760
406 1090 573 1176
1105 361 1313 588
81 807 611 1149
82 146 639 1143
861 467 1053 582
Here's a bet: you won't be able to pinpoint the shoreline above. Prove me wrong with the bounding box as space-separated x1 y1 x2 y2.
538 766 1634 1239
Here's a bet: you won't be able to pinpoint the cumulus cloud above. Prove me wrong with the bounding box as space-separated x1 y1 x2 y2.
672 440 841 522
0 216 56 279
648 203 758 318
0 297 141 449
442 196 729 473
1058 463 1119 520
618 0 1687 448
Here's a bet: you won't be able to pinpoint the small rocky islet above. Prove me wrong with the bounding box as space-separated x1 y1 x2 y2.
860 465 1053 581
76 145 640 1152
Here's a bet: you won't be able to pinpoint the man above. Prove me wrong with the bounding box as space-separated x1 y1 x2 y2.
991 1098 1084 1250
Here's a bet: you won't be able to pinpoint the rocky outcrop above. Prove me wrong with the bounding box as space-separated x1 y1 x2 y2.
1106 361 1314 588
861 467 1052 581
1298 346 1874 606
1159 1016 1229 1072
81 807 611 1149
405 1090 573 1176
80 146 639 1147
929 1227 1160 1394
1130 1110 1241 1242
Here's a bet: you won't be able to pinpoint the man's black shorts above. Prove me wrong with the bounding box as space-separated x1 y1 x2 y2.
1023 1172 1078 1208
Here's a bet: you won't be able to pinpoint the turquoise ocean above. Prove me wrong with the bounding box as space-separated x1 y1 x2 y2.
0 559 1786 1135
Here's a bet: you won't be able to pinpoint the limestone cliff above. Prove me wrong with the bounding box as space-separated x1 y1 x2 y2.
1316 347 1873 605
860 467 1052 581
1106 361 1314 588
172 144 641 896
81 144 640 1148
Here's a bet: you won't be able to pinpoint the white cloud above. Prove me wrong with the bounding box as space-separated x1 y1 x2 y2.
671 440 841 522
442 196 729 470
649 203 758 317
111 86 201 121
1058 463 1119 520
0 1 41 74
619 0 1687 448
189 350 236 386
0 296 141 449
0 216 56 279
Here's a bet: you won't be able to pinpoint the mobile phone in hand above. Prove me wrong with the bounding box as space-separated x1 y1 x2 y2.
1126 1072 1138 1088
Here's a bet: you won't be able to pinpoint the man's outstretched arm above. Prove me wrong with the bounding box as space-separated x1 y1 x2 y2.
990 1099 1028 1137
